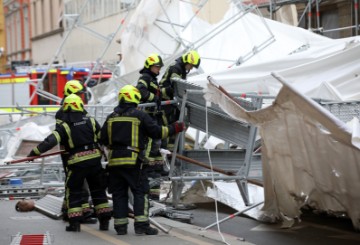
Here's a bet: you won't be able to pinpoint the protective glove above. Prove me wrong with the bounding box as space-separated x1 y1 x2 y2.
27 150 40 162
27 150 38 158
165 87 174 98
173 121 185 134
154 96 162 108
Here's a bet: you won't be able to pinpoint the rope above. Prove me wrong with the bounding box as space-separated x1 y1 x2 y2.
205 103 230 245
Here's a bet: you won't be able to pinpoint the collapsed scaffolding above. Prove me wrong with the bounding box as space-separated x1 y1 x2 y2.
0 0 276 224
1 0 360 231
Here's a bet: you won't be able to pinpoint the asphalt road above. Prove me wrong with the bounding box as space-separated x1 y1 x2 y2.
189 202 360 245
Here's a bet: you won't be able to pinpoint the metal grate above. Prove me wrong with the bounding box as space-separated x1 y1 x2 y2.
321 101 360 123
35 195 63 219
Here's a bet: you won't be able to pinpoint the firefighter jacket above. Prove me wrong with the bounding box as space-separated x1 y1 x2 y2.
100 103 178 167
136 69 160 114
159 57 187 100
31 112 102 166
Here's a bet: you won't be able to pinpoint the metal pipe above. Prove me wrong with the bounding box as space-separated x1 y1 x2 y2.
157 0 186 48
171 176 246 180
172 152 236 176
315 0 320 31
193 5 257 50
182 0 208 31
322 25 360 33
308 0 312 30
202 201 264 230
84 9 131 87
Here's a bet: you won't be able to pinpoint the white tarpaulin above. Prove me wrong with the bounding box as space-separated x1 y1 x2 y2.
203 75 360 230
115 1 360 101
190 38 360 101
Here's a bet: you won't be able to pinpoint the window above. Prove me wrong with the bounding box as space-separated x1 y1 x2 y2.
38 74 50 105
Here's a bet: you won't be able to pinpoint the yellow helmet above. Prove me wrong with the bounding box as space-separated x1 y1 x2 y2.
144 53 164 69
182 50 201 68
64 80 84 96
118 85 142 104
63 94 84 112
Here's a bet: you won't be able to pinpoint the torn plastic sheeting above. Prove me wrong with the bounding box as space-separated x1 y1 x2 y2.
205 181 265 221
203 77 360 230
1 122 53 165
159 178 266 221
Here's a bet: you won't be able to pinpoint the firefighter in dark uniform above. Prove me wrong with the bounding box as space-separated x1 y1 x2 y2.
28 94 112 232
56 80 96 224
100 85 185 235
136 53 165 178
159 50 201 150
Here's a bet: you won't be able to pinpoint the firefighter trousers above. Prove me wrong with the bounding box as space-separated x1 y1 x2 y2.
61 153 91 212
108 166 150 228
66 159 111 222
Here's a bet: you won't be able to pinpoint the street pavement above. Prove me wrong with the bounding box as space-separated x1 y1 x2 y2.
2 199 359 245
0 199 252 245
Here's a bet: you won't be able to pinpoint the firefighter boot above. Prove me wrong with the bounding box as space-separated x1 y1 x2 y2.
81 211 97 224
135 225 158 235
66 221 81 232
115 225 127 235
99 217 110 231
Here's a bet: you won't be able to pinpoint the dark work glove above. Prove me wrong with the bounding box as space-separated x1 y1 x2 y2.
173 121 185 134
27 150 39 162
154 96 161 108
165 87 174 98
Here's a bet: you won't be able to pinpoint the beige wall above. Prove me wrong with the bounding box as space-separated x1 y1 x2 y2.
30 0 63 64
60 13 127 66
31 0 63 37
4 0 32 70
30 0 128 66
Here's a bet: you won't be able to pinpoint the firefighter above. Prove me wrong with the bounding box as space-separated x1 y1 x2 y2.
100 85 185 235
56 80 96 224
159 50 201 150
135 53 165 178
28 94 111 232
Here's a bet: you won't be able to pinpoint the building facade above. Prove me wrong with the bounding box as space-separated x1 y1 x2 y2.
2 0 360 73
3 0 31 72
30 0 63 65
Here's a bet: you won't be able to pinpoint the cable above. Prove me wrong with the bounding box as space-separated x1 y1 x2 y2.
204 102 230 245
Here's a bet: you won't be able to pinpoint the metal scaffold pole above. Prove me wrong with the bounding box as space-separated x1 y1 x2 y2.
355 0 359 35
307 0 312 30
